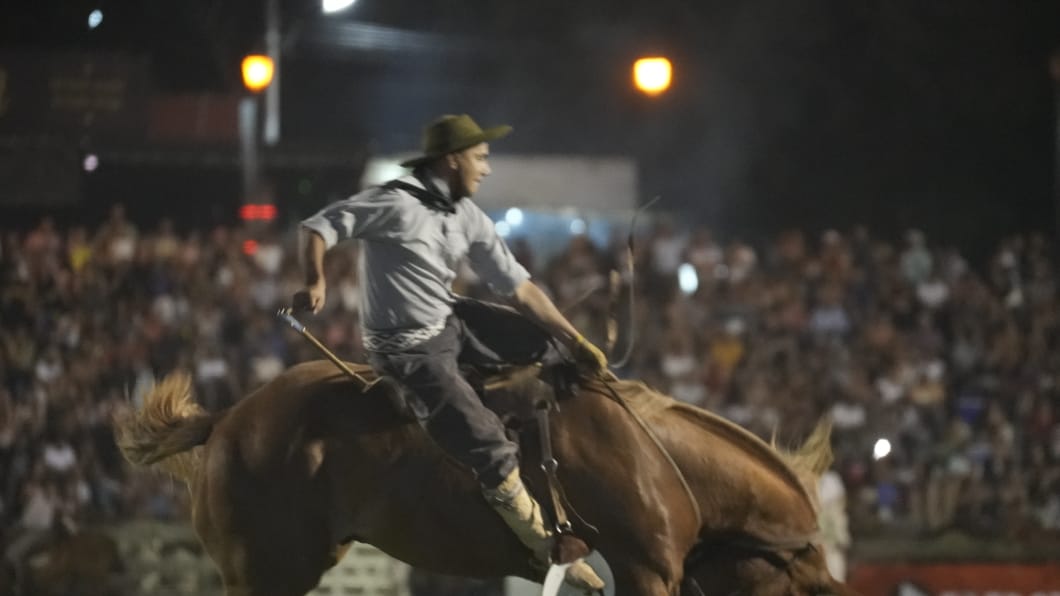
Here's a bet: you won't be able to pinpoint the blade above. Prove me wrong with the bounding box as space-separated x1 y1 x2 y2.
541 562 571 596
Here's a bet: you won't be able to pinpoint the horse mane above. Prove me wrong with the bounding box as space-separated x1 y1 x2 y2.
593 378 832 514
770 419 834 512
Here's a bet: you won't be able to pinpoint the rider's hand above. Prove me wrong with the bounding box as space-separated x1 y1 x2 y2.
293 281 326 314
571 333 608 374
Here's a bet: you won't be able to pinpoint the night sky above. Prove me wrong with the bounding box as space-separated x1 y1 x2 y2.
2 0 1059 251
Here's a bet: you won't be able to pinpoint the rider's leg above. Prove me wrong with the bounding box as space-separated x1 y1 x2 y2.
482 467 605 592
368 322 604 593
367 323 520 485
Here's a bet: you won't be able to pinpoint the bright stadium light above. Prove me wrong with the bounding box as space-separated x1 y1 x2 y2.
241 55 275 93
322 0 357 14
633 57 672 96
505 207 524 227
87 9 103 30
569 218 586 235
873 438 892 461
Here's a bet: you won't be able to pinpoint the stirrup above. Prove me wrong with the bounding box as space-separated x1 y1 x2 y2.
539 558 606 596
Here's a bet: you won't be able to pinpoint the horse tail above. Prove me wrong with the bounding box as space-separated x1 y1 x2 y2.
775 418 834 511
114 372 219 483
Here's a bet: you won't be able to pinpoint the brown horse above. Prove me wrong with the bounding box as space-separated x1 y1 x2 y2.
115 361 854 596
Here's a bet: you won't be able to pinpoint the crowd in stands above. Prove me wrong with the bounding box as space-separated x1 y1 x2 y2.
1 203 1058 553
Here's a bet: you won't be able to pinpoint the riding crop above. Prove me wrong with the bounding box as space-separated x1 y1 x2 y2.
276 307 380 390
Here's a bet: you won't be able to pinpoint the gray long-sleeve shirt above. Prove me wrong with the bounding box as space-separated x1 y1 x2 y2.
300 174 530 335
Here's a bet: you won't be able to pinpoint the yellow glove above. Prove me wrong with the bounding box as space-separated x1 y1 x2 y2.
572 333 608 373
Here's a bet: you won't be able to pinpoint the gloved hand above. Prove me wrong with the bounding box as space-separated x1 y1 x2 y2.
571 333 608 373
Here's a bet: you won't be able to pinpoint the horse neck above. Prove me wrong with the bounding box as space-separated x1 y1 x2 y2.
632 390 820 541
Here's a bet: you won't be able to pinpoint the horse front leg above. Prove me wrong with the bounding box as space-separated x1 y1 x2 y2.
611 561 684 596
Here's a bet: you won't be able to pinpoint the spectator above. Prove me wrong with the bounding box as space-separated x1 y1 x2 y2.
0 211 1056 553
818 469 851 581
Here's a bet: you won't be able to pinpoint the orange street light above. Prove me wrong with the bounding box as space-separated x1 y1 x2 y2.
242 55 275 93
633 57 672 96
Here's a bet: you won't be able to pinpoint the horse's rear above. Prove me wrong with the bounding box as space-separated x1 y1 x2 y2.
118 362 540 596
188 372 340 596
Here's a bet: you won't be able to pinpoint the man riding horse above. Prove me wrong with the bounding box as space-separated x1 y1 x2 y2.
293 114 609 592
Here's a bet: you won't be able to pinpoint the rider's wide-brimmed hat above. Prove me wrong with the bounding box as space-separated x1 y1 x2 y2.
400 114 512 168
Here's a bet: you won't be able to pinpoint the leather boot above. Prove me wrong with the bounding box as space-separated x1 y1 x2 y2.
483 468 605 593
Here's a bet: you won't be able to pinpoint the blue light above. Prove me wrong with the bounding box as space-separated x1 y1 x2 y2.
88 9 103 29
505 207 524 227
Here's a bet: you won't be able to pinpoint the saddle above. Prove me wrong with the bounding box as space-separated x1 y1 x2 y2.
362 298 580 421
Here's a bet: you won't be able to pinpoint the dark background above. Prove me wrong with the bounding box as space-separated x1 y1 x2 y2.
2 0 1059 256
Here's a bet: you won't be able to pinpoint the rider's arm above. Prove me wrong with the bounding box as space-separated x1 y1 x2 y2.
294 188 402 313
511 280 608 372
295 229 328 313
511 280 580 346
462 204 607 372
301 228 327 286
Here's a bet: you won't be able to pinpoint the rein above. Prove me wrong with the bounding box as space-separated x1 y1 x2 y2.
590 376 703 531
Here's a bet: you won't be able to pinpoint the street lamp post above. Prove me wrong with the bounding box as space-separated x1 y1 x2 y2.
1051 49 1060 260
264 0 281 146
240 0 359 213
239 55 274 203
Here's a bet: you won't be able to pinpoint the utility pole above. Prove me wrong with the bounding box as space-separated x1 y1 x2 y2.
1051 50 1060 260
264 0 281 146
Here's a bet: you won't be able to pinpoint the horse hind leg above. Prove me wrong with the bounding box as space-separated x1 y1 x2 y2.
218 546 333 596
196 493 335 595
194 440 340 596
206 526 337 596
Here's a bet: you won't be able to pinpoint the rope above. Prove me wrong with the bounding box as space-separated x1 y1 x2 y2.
609 195 661 369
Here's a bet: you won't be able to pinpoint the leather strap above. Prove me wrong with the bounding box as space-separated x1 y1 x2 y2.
536 401 571 533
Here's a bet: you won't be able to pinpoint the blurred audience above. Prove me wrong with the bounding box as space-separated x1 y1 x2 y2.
1 205 1058 549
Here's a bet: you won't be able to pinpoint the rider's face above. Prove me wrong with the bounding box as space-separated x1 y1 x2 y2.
448 142 492 198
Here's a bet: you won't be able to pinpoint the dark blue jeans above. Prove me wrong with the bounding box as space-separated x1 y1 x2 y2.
367 300 555 489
